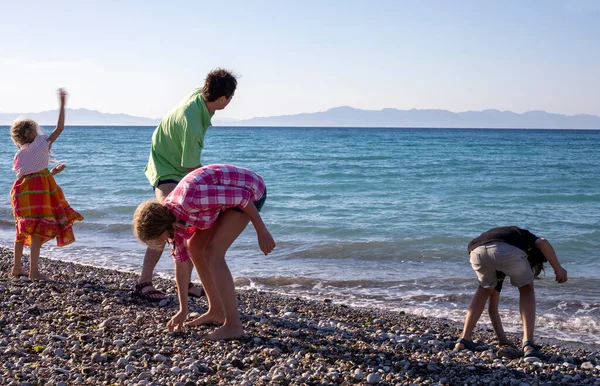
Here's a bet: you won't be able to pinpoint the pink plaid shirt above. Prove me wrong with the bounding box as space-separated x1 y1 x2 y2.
164 164 266 264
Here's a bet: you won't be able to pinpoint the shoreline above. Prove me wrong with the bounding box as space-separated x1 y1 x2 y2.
1 248 599 385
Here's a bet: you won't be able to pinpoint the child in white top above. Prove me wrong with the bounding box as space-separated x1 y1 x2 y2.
10 89 83 280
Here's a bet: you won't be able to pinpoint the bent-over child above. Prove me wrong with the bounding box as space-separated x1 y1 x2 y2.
454 226 567 358
133 164 275 340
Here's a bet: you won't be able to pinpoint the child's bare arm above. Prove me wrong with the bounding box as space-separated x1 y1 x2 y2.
535 238 568 283
241 201 276 255
48 89 67 144
166 262 189 332
488 290 510 345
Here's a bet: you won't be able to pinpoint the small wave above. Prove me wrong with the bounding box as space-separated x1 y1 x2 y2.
74 222 133 234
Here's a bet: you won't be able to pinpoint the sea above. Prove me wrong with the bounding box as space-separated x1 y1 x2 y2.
1 126 599 344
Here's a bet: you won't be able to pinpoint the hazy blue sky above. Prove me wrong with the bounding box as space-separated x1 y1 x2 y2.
1 0 599 120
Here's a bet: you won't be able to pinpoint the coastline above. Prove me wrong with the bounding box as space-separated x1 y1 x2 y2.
1 247 599 385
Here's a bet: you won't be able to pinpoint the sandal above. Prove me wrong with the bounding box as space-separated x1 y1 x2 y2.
133 282 167 301
453 338 476 352
522 340 542 358
188 282 205 298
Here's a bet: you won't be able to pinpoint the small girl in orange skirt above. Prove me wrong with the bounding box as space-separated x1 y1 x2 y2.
10 89 83 280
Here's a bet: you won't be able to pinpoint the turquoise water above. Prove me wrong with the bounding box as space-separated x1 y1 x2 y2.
1 126 599 343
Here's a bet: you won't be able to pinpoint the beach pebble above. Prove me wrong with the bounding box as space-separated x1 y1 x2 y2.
154 354 167 362
90 352 103 363
367 373 382 384
354 368 364 379
138 371 152 380
159 299 169 307
581 362 594 370
272 373 286 381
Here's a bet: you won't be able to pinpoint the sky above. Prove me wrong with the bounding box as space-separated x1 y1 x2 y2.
1 0 599 120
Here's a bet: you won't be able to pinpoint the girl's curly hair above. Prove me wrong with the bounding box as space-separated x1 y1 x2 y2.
10 118 40 147
132 200 176 250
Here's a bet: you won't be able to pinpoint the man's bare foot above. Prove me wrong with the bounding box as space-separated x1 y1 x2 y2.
185 311 225 327
11 268 28 278
207 324 244 341
29 272 50 281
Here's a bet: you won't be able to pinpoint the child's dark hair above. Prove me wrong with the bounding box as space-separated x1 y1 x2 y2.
527 247 547 279
132 200 176 250
202 68 238 102
10 118 40 147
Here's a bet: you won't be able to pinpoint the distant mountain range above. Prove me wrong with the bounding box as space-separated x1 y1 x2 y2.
0 108 160 126
229 106 600 129
1 107 599 129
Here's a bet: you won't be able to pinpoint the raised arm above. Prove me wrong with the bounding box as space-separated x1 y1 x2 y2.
535 238 568 283
48 89 67 144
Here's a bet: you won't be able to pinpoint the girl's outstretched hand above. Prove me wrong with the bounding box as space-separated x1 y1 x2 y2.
58 88 68 106
50 163 66 175
258 230 276 255
166 310 187 332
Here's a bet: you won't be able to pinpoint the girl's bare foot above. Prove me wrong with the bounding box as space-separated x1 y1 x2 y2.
185 311 225 327
207 324 244 341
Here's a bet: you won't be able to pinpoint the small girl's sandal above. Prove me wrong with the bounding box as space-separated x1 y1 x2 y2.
522 340 542 358
453 338 476 352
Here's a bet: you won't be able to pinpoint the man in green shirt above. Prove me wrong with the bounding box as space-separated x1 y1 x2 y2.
135 69 238 301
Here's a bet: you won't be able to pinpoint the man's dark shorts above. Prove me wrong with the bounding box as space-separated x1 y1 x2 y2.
153 179 180 191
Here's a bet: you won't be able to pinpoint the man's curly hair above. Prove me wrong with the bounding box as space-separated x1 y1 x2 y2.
202 68 238 102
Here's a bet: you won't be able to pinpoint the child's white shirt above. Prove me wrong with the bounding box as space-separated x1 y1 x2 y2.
13 135 51 179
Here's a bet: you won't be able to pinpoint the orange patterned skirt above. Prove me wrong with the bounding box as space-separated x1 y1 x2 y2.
10 169 83 247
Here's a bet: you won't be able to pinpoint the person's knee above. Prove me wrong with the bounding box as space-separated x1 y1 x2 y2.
518 282 534 293
204 244 225 265
477 285 495 296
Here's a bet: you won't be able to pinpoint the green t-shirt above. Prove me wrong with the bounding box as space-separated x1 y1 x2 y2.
144 89 213 186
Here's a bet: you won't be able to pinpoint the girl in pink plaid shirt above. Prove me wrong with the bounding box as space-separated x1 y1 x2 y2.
133 164 275 340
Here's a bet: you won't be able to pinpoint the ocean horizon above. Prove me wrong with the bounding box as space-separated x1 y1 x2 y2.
1 125 599 344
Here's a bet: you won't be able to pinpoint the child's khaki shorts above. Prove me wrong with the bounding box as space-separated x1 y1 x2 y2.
470 241 533 289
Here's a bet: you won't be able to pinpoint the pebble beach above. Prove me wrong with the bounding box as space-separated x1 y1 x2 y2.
1 247 599 386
